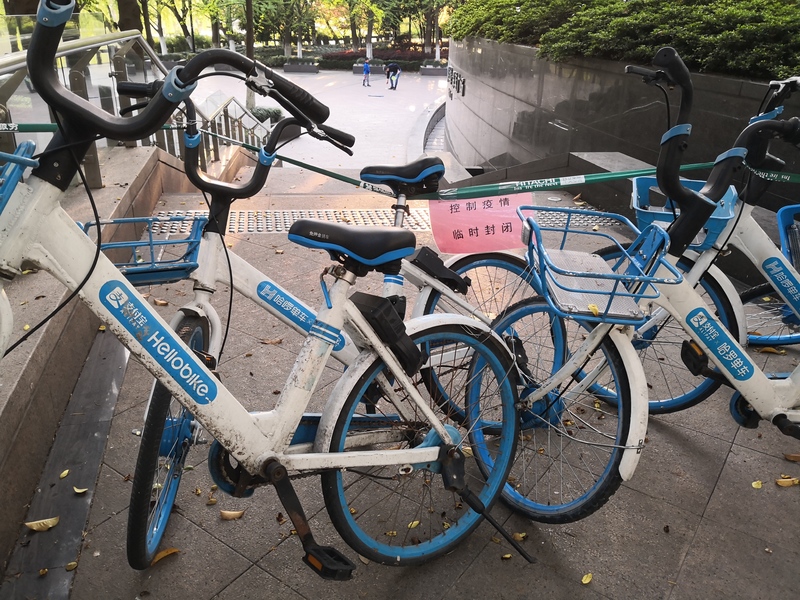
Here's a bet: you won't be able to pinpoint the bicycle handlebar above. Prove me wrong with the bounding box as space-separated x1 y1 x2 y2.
651 47 693 125
28 0 332 142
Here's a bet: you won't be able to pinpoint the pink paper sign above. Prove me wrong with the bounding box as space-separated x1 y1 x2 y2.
429 193 534 253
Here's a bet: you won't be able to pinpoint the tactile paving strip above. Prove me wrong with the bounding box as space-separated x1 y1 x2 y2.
149 209 619 234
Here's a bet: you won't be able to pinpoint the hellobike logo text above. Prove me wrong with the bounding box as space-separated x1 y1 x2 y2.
100 281 217 404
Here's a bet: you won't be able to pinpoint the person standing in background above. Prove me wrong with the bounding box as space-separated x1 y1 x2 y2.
362 59 371 87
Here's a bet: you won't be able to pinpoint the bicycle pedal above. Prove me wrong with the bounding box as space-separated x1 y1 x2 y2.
303 545 355 581
680 340 732 386
680 340 707 377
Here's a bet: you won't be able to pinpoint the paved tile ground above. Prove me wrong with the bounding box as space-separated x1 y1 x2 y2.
3 70 800 600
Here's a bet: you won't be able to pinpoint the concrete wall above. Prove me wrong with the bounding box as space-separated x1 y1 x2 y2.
445 37 800 212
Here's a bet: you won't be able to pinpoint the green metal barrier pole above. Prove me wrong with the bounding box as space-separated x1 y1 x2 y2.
8 122 743 194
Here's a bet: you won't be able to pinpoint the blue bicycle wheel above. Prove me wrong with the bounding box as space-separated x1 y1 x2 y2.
741 283 800 346
595 247 739 414
493 298 633 523
127 316 206 570
321 323 518 565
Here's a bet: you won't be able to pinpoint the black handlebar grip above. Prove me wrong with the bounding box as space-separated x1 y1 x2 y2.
117 80 164 98
652 47 691 89
262 66 330 125
652 47 693 125
319 123 355 148
625 65 659 78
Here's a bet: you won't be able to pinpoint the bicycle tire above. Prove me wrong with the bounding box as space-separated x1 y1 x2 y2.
127 316 207 570
422 252 536 322
595 246 739 414
320 322 519 565
741 282 800 346
492 297 633 523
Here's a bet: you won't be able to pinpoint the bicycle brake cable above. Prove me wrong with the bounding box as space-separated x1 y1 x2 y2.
201 190 234 360
4 113 103 357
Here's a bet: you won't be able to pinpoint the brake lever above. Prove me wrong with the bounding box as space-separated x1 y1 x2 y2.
246 71 273 97
308 127 354 156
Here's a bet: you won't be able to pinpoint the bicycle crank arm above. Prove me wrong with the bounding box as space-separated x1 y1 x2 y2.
439 447 536 564
263 460 355 580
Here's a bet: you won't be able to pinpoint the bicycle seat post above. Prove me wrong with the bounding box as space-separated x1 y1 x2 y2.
392 191 408 227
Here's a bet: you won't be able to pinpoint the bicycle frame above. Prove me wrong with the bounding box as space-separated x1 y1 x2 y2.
651 252 800 424
0 176 464 476
160 205 526 368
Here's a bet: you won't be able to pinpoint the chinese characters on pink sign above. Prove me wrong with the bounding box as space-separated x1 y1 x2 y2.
429 193 534 253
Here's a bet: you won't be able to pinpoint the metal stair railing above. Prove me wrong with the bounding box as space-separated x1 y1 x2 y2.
0 29 270 186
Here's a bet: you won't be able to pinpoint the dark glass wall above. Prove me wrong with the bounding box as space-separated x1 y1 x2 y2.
447 37 800 211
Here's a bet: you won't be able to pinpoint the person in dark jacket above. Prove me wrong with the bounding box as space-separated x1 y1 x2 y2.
385 63 401 90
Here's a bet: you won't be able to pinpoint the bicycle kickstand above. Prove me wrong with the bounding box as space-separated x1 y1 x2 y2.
263 460 356 580
439 446 537 564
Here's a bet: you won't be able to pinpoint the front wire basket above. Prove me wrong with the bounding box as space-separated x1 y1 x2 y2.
80 214 207 286
517 206 683 325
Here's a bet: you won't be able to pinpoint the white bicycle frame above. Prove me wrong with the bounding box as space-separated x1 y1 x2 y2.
0 175 505 477
178 225 512 366
648 247 800 424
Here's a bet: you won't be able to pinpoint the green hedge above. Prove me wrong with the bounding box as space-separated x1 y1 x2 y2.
447 0 800 79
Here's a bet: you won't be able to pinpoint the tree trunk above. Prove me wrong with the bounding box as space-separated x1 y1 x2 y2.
423 9 435 55
118 0 143 33
323 17 339 41
211 19 219 47
349 16 359 51
365 10 374 59
140 0 155 47
245 0 254 109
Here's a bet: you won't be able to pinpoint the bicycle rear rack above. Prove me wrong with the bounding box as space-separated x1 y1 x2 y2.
518 206 683 325
80 214 207 286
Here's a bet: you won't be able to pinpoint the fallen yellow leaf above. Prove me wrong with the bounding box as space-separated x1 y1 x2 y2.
512 532 528 542
206 497 218 505
582 573 593 584
153 299 169 306
775 477 800 487
22 324 30 331
73 487 88 494
98 325 106 332
150 547 180 566
587 304 599 316
784 453 800 462
220 509 246 521
59 469 69 479
384 531 397 537
461 446 473 457
501 553 513 560
65 561 78 572
38 568 48 577
408 520 420 529
24 517 59 532
752 480 763 489
592 224 599 231
757 347 786 355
